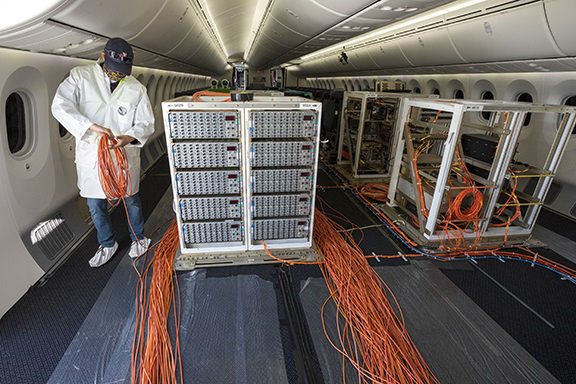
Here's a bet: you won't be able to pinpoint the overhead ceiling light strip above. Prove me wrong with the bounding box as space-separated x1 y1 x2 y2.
189 0 229 59
244 0 276 62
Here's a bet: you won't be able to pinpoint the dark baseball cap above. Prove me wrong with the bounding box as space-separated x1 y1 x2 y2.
103 37 134 76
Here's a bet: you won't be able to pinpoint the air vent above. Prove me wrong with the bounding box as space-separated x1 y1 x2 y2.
485 0 539 13
417 21 443 31
30 213 74 260
446 10 482 23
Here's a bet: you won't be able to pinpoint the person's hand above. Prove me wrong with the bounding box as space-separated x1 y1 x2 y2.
110 135 136 148
89 124 113 137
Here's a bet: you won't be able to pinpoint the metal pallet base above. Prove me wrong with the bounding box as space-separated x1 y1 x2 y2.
376 203 544 251
334 165 390 185
174 245 319 270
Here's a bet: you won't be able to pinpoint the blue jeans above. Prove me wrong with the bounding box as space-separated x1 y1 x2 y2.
87 194 145 247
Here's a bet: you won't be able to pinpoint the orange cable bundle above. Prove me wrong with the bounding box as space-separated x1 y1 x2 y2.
191 90 231 102
97 134 132 205
132 220 183 384
313 209 439 384
358 183 389 203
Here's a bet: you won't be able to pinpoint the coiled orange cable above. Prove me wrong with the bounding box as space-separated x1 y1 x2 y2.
97 134 132 204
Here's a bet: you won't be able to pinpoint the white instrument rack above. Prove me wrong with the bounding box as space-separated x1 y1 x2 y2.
384 98 576 248
162 96 321 263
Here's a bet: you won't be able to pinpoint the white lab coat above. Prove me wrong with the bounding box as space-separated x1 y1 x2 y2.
52 63 154 199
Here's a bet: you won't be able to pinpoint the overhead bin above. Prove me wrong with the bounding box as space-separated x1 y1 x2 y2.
366 42 412 70
348 49 379 72
128 0 205 55
0 23 98 55
51 0 226 74
544 0 576 55
447 2 561 63
397 28 465 66
52 0 165 41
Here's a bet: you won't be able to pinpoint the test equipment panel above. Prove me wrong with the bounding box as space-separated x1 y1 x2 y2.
162 96 322 257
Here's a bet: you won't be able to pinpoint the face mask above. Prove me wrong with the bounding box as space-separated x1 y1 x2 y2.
103 65 126 82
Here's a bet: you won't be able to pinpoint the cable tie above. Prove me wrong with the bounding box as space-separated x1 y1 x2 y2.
398 252 408 262
531 252 539 268
372 252 381 262
466 253 478 264
489 251 506 263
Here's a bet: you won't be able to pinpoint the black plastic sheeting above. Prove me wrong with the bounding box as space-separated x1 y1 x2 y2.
442 250 576 384
48 258 289 383
294 261 560 384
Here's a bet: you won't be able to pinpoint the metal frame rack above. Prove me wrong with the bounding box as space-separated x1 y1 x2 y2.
384 98 576 249
336 92 437 180
162 96 322 260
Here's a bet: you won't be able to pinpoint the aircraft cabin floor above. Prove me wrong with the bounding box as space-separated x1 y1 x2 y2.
1 157 575 383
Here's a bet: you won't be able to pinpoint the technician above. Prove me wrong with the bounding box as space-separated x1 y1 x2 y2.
52 37 154 267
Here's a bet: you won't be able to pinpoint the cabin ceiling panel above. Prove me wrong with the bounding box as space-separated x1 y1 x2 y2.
206 0 259 61
270 0 346 35
252 0 457 69
263 18 310 46
248 0 377 68
167 28 209 61
544 0 576 56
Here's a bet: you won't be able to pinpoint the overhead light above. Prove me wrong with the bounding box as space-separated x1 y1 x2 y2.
244 0 273 61
380 6 393 11
0 0 66 32
300 0 488 62
393 7 407 12
193 0 229 59
406 7 418 12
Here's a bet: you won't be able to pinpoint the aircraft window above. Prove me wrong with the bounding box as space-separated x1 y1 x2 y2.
454 89 464 99
5 92 28 154
562 95 576 134
516 92 533 126
413 87 421 94
481 91 494 121
432 88 440 96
